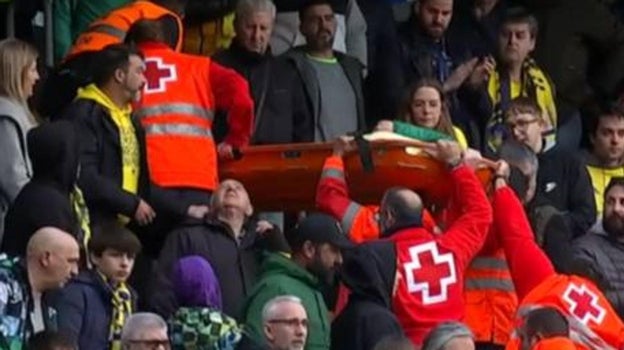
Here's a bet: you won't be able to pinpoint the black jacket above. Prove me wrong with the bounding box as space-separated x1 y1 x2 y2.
62 99 149 226
357 0 404 124
397 17 474 86
213 42 314 144
62 99 188 231
284 47 367 139
572 233 624 320
331 242 403 350
536 145 596 237
148 217 289 320
3 120 81 256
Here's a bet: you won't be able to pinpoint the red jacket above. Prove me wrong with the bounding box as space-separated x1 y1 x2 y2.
493 186 624 350
388 165 492 345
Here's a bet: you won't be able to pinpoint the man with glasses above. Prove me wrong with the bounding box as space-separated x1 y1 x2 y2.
503 97 595 237
121 313 170 350
262 296 308 350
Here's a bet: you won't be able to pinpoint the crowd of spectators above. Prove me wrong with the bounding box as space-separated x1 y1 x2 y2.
2 0 624 349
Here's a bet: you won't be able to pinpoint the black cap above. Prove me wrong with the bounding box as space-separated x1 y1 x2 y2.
289 213 354 250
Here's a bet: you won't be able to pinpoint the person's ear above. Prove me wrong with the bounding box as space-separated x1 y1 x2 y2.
114 67 126 84
537 113 549 132
245 203 254 217
90 253 100 268
264 324 274 342
40 251 52 268
302 241 316 260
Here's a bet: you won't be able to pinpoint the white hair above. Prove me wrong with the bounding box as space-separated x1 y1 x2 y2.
121 312 168 343
422 322 474 350
261 295 304 324
235 0 277 21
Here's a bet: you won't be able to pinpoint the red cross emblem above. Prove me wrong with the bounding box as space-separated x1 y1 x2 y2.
562 283 606 325
144 57 177 94
404 241 457 305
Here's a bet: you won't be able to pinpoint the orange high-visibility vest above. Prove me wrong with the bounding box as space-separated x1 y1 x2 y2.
464 248 517 345
531 337 576 350
317 156 438 243
135 43 218 191
506 274 624 350
67 0 183 59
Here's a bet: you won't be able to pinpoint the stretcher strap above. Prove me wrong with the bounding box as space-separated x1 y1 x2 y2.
353 133 374 173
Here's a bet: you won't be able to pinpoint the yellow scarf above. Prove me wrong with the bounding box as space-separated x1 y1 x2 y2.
70 186 92 267
99 272 133 350
76 84 140 194
486 58 557 152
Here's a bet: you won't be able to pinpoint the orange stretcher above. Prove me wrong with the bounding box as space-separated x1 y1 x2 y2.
219 135 494 211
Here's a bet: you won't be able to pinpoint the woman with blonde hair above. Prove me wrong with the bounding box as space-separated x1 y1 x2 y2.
376 79 469 149
0 38 40 240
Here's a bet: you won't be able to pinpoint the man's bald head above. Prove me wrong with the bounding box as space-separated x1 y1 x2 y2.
379 187 423 233
27 227 79 258
26 227 80 292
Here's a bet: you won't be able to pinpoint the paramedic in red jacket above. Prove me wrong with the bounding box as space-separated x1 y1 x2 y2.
491 162 624 350
354 140 493 346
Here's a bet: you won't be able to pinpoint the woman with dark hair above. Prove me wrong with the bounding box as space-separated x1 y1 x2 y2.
375 79 469 149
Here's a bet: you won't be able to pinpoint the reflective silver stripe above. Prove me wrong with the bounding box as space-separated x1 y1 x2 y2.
88 24 126 39
144 123 213 138
470 257 509 270
321 168 344 180
341 201 361 232
136 103 214 121
465 278 515 291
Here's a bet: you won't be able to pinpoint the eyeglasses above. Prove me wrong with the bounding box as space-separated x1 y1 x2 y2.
125 340 171 349
268 318 309 328
505 118 539 131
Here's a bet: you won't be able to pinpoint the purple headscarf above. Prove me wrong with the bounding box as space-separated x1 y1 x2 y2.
172 256 223 310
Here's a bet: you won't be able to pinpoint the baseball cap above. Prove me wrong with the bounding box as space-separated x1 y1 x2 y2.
288 213 354 250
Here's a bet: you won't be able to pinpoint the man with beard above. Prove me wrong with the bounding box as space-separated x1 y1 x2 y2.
60 44 157 228
284 0 366 141
583 106 624 219
242 213 353 349
571 177 624 319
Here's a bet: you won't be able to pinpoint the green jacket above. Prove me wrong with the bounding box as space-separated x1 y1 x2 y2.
242 253 330 350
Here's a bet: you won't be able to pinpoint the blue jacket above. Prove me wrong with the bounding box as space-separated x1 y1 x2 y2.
50 270 137 350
